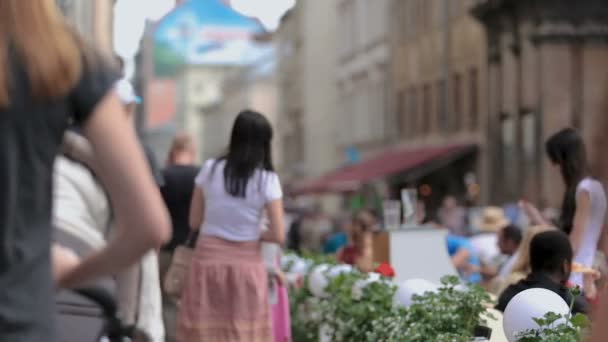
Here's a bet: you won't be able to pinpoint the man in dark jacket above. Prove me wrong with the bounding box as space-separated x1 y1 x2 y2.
496 230 589 315
158 133 198 342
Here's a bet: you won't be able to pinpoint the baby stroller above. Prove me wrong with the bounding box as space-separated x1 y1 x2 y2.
54 230 144 342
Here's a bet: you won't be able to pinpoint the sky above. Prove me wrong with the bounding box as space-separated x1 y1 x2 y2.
114 0 295 60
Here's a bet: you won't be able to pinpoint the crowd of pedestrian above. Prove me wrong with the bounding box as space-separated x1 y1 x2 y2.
4 2 608 342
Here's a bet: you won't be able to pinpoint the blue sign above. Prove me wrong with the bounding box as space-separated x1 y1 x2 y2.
154 0 266 70
346 146 361 165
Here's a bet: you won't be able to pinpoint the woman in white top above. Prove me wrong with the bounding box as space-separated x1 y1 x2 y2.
522 128 607 293
177 110 285 342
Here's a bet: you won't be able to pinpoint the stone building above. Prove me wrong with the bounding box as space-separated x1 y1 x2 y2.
201 45 281 167
336 0 392 157
294 0 486 211
472 0 608 206
390 0 489 206
175 64 236 163
275 1 339 183
58 0 115 55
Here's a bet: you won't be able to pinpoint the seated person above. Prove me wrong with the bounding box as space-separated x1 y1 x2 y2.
496 224 523 277
447 234 482 284
323 217 350 254
495 225 555 294
481 224 522 281
496 230 589 314
337 212 374 272
424 213 482 283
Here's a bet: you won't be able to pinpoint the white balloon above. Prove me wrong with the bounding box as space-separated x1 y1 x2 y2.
327 264 354 278
280 254 299 270
502 288 570 342
352 272 382 299
308 264 330 298
289 259 310 275
393 278 438 308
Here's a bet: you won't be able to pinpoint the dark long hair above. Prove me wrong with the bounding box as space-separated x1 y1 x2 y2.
217 110 274 198
545 128 589 234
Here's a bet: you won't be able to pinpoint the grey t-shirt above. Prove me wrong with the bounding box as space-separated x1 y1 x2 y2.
0 52 118 341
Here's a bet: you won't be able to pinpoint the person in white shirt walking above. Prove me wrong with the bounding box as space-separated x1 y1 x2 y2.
177 110 285 342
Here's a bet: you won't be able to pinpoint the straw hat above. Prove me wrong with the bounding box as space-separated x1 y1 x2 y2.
474 206 510 233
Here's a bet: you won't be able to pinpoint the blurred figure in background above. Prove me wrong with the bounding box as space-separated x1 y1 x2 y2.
261 240 292 342
159 133 199 342
424 213 482 283
522 128 607 292
438 195 467 236
495 224 523 278
113 78 165 341
114 76 165 187
480 224 522 292
323 215 351 254
470 207 510 265
0 1 170 340
299 205 332 253
446 234 482 284
495 225 556 294
337 211 375 272
161 133 199 253
496 230 589 315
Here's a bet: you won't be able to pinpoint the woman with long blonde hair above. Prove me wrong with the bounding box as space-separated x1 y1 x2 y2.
0 2 170 340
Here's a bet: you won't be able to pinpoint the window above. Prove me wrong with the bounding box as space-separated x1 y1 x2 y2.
469 68 479 130
500 114 517 200
421 0 432 30
407 0 418 40
375 81 387 140
450 0 463 18
408 87 418 137
397 90 406 137
339 1 357 58
522 113 537 163
422 84 431 133
437 80 447 132
453 73 462 132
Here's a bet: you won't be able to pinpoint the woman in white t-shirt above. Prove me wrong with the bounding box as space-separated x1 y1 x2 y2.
176 110 285 342
522 128 606 294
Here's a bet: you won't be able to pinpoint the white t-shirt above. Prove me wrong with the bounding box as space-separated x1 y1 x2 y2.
195 159 283 242
470 233 500 265
570 178 607 286
498 252 518 278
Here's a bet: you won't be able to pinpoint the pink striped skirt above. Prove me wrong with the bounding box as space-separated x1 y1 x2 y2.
176 236 272 342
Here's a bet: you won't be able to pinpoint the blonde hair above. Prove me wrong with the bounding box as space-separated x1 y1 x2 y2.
0 1 84 107
511 225 557 274
167 133 195 165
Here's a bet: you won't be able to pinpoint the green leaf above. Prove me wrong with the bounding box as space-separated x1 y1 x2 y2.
570 313 590 329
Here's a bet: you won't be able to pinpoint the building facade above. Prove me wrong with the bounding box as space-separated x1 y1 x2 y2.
336 0 393 158
472 0 608 206
390 0 489 206
292 0 484 212
58 0 115 54
176 65 236 163
202 46 282 167
276 0 339 184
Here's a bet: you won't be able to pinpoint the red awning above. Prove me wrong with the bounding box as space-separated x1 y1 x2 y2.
292 143 476 195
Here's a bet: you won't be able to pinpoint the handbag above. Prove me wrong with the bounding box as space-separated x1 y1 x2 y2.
163 232 197 299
